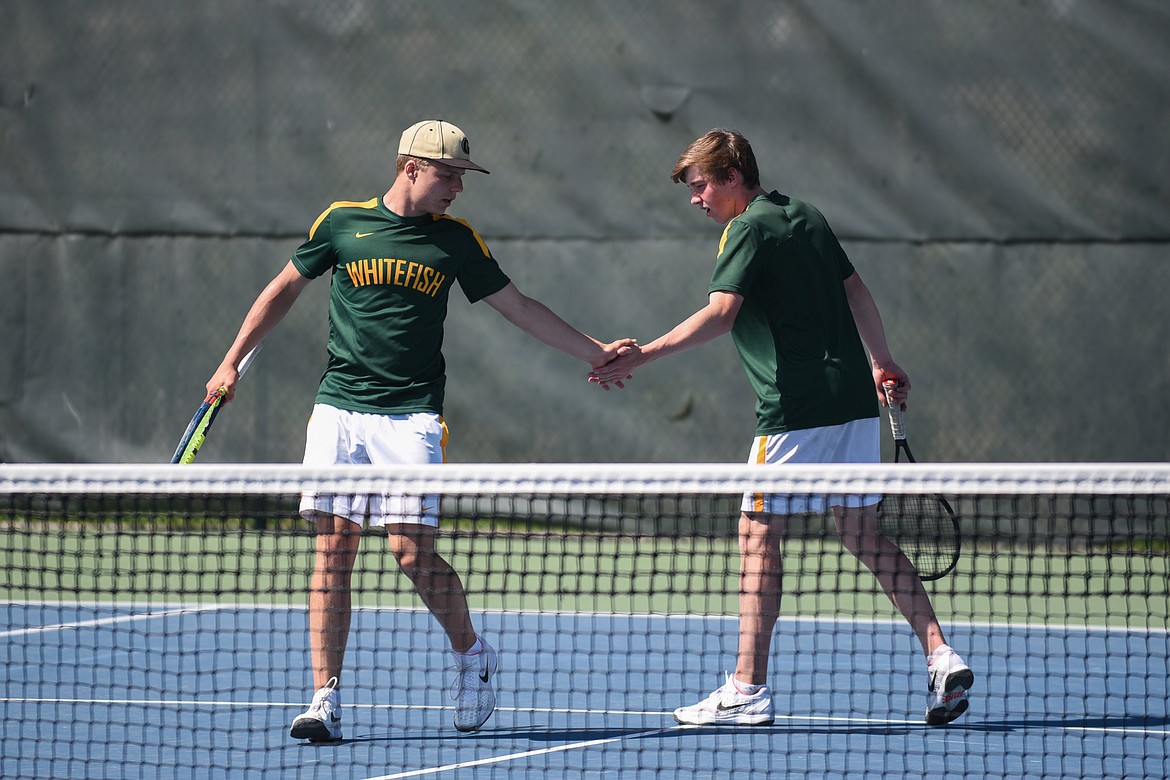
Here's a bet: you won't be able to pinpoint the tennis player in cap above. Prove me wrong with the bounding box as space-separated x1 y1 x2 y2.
590 128 973 727
206 119 633 741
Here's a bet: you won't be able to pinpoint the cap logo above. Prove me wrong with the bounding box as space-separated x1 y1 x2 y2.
461 138 471 155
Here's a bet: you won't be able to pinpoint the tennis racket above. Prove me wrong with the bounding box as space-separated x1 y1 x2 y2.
877 381 960 581
170 344 262 464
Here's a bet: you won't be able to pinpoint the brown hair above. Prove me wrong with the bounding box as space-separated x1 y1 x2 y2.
670 129 760 188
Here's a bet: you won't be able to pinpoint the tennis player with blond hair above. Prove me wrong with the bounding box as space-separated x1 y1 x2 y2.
208 119 633 741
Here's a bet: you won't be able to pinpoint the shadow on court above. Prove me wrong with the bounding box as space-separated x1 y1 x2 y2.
300 724 684 746
296 710 1170 748
676 724 926 738
301 721 944 747
963 712 1170 733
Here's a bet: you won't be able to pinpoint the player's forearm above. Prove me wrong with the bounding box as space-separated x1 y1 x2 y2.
484 283 608 363
844 273 895 367
642 294 738 363
505 296 604 362
221 263 308 367
228 286 293 358
853 308 895 368
587 296 736 385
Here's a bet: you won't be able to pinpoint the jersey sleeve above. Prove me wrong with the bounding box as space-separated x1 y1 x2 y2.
447 218 511 303
814 212 856 281
291 206 338 280
708 217 762 295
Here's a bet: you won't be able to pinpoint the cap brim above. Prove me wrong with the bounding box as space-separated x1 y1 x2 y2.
427 158 490 174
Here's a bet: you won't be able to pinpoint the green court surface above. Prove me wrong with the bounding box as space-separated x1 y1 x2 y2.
4 526 1166 630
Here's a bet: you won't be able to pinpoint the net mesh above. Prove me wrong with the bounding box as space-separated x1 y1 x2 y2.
2 463 1168 779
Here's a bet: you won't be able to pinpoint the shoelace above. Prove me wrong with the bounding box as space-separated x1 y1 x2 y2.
692 675 736 707
449 654 481 701
311 676 340 712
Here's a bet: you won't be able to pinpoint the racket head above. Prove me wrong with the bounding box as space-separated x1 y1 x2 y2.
879 379 960 580
877 492 959 581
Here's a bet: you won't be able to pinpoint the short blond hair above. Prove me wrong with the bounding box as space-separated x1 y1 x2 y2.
670 129 760 188
395 155 432 176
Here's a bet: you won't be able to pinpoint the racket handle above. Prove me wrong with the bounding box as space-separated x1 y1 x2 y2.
882 380 907 441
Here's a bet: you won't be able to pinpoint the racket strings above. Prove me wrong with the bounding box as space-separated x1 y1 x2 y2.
878 494 960 579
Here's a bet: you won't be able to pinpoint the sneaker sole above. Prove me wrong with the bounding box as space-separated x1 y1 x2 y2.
454 713 493 733
673 711 775 727
926 668 975 726
290 718 342 742
454 690 497 733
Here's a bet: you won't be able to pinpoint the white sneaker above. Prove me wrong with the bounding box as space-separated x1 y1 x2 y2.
451 638 498 732
673 674 775 726
289 677 343 742
926 645 974 726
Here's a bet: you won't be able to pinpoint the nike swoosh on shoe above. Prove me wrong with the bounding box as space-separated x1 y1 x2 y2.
715 702 750 713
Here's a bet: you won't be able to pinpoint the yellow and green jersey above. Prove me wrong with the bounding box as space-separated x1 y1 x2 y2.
709 191 877 435
292 197 510 415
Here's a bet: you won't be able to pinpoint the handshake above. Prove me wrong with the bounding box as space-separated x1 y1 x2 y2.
587 338 644 391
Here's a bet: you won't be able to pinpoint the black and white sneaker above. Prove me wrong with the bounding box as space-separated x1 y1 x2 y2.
926 645 974 726
290 676 343 742
451 638 498 732
673 674 775 726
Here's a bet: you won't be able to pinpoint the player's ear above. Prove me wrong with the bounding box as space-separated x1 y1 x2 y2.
403 158 420 181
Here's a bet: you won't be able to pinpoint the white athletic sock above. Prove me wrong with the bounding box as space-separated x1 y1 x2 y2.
456 637 483 656
732 677 764 696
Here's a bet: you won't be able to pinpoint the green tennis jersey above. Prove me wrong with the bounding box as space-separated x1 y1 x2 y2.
292 196 510 415
709 191 877 435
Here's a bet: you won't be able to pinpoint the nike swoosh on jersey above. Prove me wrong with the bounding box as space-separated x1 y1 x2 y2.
355 231 374 238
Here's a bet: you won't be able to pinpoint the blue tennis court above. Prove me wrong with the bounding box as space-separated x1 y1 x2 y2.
3 604 1167 779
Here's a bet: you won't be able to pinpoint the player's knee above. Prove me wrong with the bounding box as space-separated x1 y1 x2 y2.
738 512 783 554
387 538 431 578
391 546 421 577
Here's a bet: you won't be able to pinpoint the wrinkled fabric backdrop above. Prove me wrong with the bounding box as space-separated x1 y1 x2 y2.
1 1 1167 464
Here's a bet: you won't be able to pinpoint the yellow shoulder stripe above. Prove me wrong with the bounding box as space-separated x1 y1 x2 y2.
436 215 491 257
717 220 736 258
308 197 380 241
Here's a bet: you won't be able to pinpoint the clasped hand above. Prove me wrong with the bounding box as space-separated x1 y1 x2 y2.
588 340 644 391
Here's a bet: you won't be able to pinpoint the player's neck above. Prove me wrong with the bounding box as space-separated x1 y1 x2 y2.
382 182 427 218
732 185 767 218
743 184 766 202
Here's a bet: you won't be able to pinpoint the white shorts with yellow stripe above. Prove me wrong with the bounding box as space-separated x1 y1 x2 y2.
742 417 881 516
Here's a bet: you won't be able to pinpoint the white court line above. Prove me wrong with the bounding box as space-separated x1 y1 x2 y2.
361 725 684 780
0 604 227 638
356 712 1170 780
1 695 1165 739
3 599 1166 636
0 699 669 717
2 691 1166 761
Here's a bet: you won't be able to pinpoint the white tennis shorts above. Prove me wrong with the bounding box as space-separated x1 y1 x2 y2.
741 417 881 516
298 404 447 527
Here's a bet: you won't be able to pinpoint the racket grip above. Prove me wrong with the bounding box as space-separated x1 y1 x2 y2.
882 381 907 441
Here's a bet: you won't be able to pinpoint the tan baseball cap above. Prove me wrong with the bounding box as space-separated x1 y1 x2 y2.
397 119 489 174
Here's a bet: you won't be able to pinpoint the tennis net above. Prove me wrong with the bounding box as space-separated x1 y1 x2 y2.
2 462 1168 779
